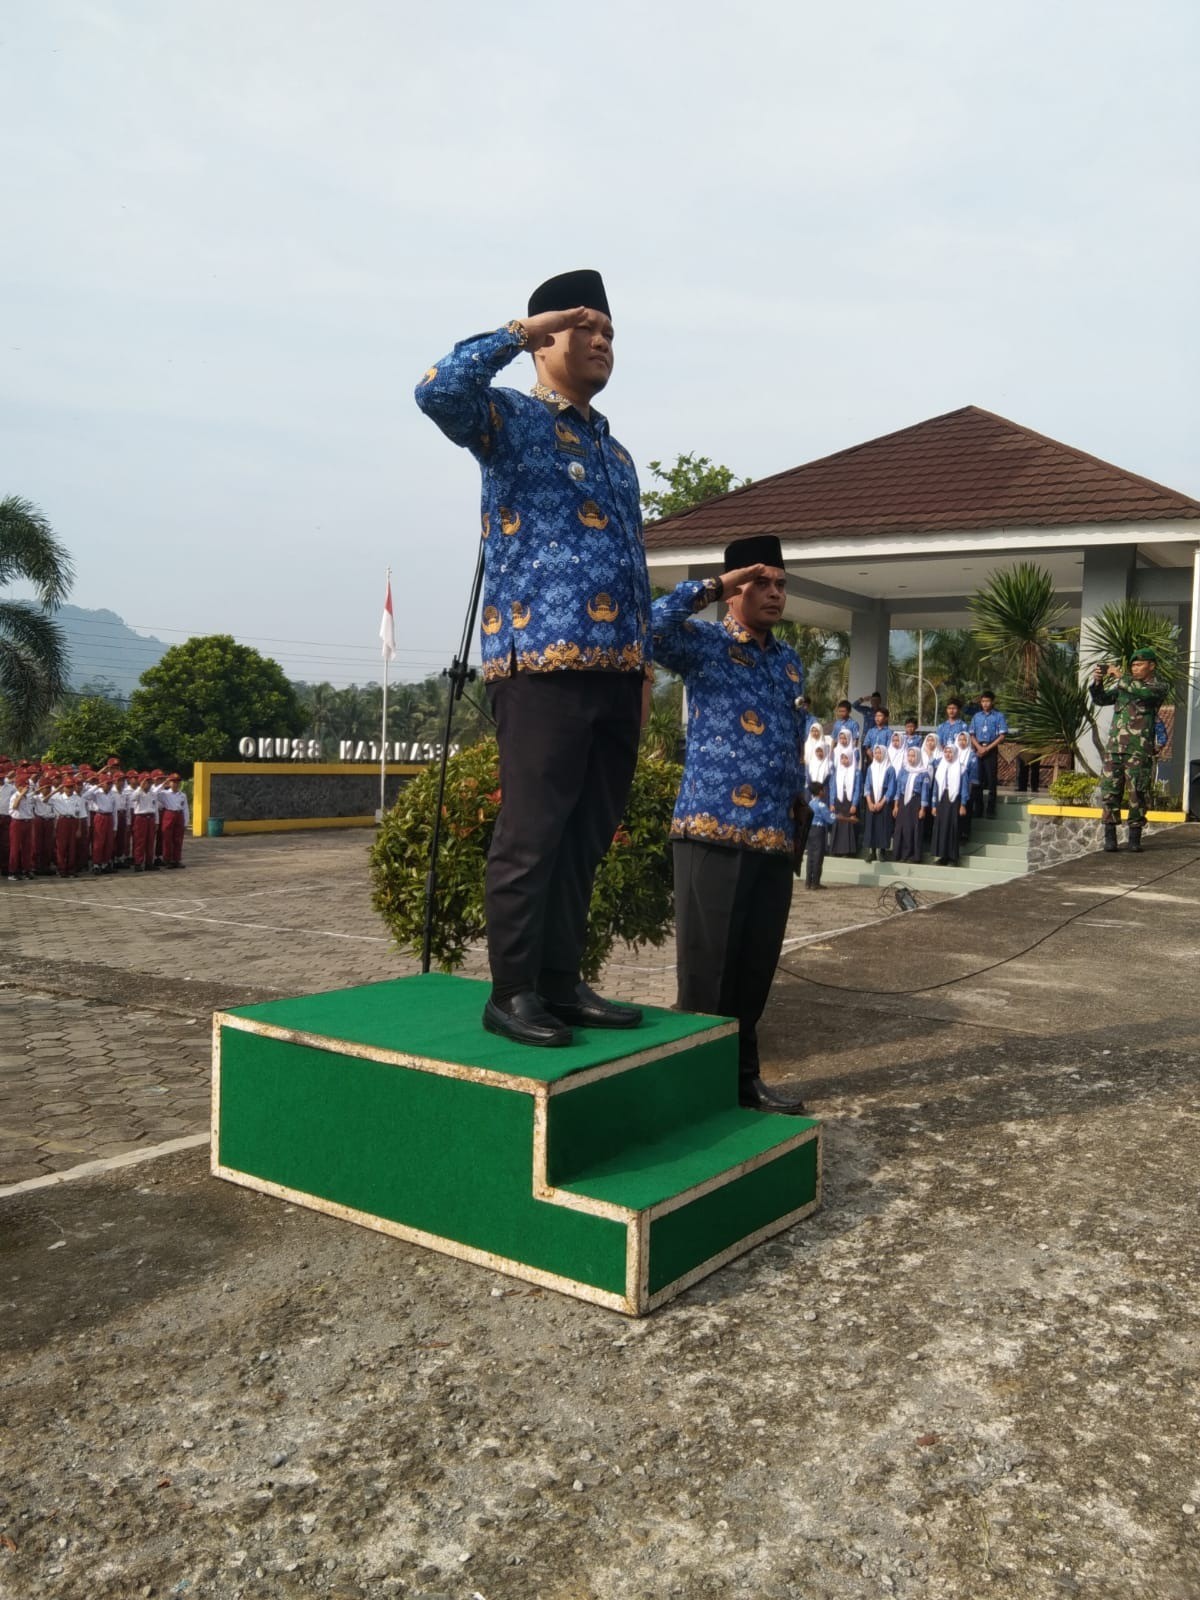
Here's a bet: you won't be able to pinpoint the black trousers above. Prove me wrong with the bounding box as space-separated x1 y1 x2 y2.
976 748 999 814
805 825 827 887
673 840 793 1083
1016 753 1041 793
485 670 642 995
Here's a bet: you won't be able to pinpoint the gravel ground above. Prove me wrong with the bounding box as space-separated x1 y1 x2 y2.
1 830 1198 1599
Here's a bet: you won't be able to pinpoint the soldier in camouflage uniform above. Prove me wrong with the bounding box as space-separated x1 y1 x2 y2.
1089 646 1165 853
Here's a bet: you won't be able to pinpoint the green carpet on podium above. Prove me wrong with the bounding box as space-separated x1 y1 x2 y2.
212 972 820 1314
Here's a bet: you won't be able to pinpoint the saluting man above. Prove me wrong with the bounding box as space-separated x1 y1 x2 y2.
1090 647 1165 853
416 271 651 1048
652 536 809 1114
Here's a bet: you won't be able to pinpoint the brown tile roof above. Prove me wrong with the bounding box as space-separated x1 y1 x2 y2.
643 406 1200 550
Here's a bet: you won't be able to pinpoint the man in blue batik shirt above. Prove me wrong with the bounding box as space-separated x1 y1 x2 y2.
936 698 969 751
416 269 651 1049
652 534 808 1115
969 689 1009 818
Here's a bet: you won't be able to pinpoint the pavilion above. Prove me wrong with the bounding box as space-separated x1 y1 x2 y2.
641 406 1200 796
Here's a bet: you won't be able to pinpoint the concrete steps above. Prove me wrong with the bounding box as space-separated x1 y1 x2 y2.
817 803 1031 896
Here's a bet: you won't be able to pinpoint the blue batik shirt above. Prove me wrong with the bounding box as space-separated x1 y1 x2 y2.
831 716 861 746
652 580 806 854
807 797 835 829
415 325 651 682
863 723 892 753
969 708 1009 746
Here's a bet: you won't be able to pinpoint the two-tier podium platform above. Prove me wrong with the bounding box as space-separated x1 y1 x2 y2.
211 973 820 1314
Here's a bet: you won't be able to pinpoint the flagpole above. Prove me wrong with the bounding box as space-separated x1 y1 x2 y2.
379 566 391 822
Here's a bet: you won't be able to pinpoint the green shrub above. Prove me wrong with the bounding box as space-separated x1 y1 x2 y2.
370 738 682 980
1047 772 1098 807
1151 780 1182 812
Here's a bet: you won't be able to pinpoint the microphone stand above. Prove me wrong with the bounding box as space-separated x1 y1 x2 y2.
421 539 486 974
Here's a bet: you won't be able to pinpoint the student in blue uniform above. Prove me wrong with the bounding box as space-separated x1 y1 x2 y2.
804 780 834 889
829 729 861 855
794 693 813 745
953 730 979 842
861 743 896 861
891 745 931 862
969 690 1008 818
931 743 968 865
803 724 832 798
936 698 970 749
903 714 921 748
852 691 883 734
885 728 908 789
862 706 892 757
831 700 861 748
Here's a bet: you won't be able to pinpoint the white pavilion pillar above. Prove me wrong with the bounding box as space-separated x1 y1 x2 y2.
848 607 891 713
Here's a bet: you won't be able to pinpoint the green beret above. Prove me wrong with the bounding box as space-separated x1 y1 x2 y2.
1130 647 1159 664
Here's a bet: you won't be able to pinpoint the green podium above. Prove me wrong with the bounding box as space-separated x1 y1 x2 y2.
212 973 820 1314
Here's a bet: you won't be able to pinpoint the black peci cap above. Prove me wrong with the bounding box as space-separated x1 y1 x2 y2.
528 270 610 319
724 534 784 571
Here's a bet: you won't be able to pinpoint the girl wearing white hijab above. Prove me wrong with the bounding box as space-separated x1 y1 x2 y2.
804 723 832 794
829 729 861 857
954 729 979 842
920 732 941 771
891 743 930 862
931 742 967 865
862 743 896 862
886 729 907 781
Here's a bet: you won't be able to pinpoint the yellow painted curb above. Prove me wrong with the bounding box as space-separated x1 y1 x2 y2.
1028 805 1186 822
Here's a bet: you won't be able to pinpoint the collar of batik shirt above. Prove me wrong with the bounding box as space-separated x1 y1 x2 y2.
721 610 781 652
529 381 608 430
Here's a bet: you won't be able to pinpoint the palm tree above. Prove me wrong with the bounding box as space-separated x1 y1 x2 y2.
302 681 339 745
1081 599 1190 696
1013 665 1097 771
0 496 74 748
923 628 987 703
968 563 1067 695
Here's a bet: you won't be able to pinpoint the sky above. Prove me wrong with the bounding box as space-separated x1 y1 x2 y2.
3 0 1198 687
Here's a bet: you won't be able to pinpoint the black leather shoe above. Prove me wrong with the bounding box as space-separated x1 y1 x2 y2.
482 991 573 1048
543 982 642 1029
739 1076 808 1115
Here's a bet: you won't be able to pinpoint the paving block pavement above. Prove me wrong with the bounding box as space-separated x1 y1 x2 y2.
0 829 942 1186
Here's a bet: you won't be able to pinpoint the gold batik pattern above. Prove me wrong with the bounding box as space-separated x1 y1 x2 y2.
670 814 791 854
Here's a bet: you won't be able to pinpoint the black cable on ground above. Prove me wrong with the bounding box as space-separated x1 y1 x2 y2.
780 848 1200 999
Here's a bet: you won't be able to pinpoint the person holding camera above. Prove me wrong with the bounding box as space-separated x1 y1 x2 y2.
1090 648 1165 853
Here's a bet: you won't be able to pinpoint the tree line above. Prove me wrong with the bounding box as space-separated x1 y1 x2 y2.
4 469 1189 779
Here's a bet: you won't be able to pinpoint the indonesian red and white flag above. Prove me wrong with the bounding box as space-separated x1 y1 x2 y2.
379 576 396 662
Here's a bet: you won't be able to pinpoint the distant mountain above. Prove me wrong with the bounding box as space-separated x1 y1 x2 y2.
57 605 170 699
